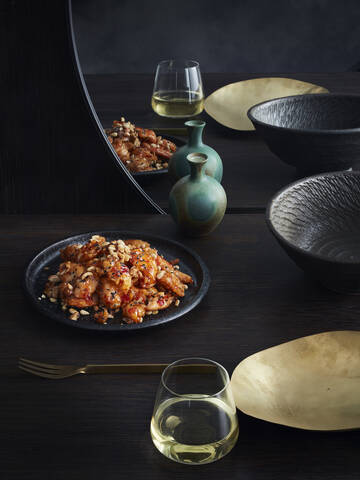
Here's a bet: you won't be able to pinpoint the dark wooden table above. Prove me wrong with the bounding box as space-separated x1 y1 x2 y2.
3 214 360 479
85 72 360 212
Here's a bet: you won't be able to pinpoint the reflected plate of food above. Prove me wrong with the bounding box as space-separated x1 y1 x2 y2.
105 118 185 177
24 231 210 332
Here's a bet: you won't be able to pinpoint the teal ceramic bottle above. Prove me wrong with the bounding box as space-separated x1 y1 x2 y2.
168 120 223 182
169 153 227 237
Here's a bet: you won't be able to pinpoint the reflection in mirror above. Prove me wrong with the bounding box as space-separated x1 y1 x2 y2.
81 73 193 213
73 14 206 212
68 0 164 214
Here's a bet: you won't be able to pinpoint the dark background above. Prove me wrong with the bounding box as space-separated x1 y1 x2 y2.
72 0 360 74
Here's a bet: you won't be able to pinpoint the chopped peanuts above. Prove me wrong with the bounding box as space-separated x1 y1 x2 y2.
43 236 193 325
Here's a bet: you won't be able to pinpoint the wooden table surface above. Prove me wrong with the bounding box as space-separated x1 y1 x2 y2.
85 72 360 212
3 214 360 479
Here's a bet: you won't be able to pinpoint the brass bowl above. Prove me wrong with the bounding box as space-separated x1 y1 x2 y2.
204 77 328 131
231 331 360 430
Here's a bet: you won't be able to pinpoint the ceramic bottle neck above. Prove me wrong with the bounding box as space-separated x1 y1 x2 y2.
185 120 205 148
187 153 208 181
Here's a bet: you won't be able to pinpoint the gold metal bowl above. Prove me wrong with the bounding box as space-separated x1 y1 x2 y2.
204 77 328 131
231 331 360 430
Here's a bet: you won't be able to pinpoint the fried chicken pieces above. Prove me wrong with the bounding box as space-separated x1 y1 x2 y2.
44 235 193 324
105 117 176 173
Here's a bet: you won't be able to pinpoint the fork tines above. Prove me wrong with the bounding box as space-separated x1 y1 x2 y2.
18 357 71 379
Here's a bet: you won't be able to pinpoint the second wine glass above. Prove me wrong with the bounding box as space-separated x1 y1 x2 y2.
150 358 239 465
151 59 204 118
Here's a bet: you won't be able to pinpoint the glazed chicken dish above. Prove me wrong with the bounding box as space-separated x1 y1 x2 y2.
44 235 193 324
105 118 177 173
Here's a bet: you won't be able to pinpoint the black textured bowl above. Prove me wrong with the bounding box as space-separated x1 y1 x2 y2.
24 231 210 332
266 171 360 294
248 94 360 174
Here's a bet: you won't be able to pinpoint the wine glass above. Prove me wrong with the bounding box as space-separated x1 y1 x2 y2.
150 358 239 465
151 59 204 118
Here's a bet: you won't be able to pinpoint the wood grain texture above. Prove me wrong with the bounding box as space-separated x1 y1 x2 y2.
2 214 360 479
85 72 360 211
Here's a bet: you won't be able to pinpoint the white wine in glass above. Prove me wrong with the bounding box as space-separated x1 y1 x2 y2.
150 358 239 465
151 60 204 118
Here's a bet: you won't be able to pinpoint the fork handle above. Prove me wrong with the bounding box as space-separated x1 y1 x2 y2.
85 364 168 374
84 364 216 374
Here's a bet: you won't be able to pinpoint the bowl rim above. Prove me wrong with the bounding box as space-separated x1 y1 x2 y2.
248 93 360 135
266 170 360 265
204 77 328 132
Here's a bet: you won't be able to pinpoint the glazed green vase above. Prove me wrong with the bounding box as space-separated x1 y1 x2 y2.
168 120 223 182
169 153 227 237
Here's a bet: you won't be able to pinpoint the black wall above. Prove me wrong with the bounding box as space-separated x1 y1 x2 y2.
72 0 360 74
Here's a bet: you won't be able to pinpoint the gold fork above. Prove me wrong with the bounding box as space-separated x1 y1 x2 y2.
18 358 215 379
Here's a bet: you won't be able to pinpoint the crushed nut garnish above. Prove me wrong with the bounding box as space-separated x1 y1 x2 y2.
105 118 176 173
91 235 104 242
81 272 93 279
43 235 193 326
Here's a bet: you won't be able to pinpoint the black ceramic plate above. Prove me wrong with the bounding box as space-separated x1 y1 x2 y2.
24 231 210 332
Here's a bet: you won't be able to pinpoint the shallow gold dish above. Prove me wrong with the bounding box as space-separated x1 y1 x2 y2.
231 331 360 430
204 77 328 131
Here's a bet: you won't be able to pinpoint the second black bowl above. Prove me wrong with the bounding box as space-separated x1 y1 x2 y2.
267 171 360 294
248 94 360 174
